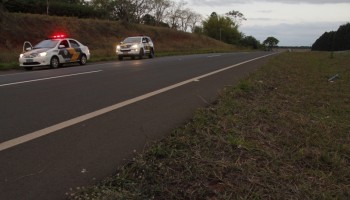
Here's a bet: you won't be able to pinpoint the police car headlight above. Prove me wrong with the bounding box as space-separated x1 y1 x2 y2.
39 52 47 57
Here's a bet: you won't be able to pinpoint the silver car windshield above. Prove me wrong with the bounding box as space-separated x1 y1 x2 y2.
123 37 141 43
34 40 59 49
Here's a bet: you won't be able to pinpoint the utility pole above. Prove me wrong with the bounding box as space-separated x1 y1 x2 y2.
46 0 49 15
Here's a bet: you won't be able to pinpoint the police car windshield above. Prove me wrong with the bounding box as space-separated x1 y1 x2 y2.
34 40 59 49
123 37 141 43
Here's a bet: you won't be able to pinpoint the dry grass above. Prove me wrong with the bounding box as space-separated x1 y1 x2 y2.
68 52 350 199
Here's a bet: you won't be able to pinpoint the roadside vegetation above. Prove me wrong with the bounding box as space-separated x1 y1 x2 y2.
68 52 350 199
1 0 260 49
0 12 239 70
0 0 266 70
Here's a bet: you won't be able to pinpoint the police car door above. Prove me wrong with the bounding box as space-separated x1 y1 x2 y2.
68 40 82 62
142 37 150 53
23 41 32 52
58 40 71 63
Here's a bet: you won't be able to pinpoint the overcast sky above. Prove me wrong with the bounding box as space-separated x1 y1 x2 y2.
176 0 350 46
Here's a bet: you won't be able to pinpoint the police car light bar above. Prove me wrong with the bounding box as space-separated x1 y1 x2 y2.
49 34 67 39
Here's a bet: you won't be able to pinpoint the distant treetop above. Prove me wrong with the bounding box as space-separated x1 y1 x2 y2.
312 23 350 51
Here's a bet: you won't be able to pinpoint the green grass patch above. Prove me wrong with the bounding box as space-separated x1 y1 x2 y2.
0 62 20 70
68 52 350 199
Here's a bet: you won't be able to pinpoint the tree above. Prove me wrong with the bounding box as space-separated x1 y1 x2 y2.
110 0 136 22
188 12 202 33
90 0 112 11
164 1 200 32
240 35 261 49
193 26 203 35
132 0 153 23
312 31 335 51
0 2 4 22
142 13 156 25
178 8 196 32
312 23 350 51
225 10 246 27
203 12 242 44
263 36 279 51
166 0 185 29
333 23 350 51
89 0 113 19
151 0 171 26
3 0 98 18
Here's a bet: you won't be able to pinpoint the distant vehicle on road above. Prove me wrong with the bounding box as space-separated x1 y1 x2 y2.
116 36 155 60
19 34 90 70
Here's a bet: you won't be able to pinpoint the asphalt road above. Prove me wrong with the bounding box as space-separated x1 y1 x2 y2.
0 52 276 199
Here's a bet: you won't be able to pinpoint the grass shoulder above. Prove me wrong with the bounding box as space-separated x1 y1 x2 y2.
0 62 20 70
68 51 350 199
1 48 244 71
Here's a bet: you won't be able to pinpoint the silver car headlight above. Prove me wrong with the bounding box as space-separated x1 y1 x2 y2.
20 54 24 58
131 44 139 49
39 52 47 57
116 45 121 50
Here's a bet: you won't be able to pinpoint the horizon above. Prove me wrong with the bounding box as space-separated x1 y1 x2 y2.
174 0 350 46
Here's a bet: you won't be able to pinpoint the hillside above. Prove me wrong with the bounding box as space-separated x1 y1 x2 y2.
0 12 237 65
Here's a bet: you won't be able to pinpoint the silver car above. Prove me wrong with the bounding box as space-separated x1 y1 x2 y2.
116 36 155 60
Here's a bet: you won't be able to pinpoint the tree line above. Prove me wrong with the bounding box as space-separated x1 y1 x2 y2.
1 0 265 49
1 0 202 31
2 0 102 18
312 23 350 51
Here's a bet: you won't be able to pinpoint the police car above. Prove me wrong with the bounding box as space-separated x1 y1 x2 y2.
19 34 90 70
116 36 154 60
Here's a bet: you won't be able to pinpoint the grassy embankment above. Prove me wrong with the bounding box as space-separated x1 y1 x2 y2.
68 51 350 199
0 12 237 70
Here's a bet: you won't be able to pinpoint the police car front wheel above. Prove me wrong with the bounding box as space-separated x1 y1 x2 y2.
79 54 87 65
50 56 60 69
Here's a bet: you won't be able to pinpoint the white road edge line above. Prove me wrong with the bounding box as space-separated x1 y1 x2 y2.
0 70 103 87
0 53 276 151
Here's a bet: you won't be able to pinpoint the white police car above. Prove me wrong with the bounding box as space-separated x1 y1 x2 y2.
19 34 90 70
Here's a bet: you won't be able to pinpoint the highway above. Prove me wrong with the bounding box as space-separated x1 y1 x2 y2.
0 52 275 199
